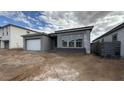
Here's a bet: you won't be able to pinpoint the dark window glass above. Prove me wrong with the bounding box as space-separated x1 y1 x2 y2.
69 40 74 47
6 31 8 35
76 39 82 47
62 40 67 47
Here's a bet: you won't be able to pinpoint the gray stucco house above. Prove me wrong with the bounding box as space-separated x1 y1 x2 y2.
92 22 124 58
22 26 93 54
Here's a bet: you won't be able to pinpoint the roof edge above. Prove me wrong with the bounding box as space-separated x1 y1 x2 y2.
55 26 94 34
21 33 48 37
92 22 124 42
0 24 41 33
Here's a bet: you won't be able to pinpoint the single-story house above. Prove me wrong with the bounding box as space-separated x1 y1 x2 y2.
22 26 94 54
92 22 124 58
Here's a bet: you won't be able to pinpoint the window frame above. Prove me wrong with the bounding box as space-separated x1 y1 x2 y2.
69 40 75 47
76 39 82 48
62 40 67 47
6 31 8 35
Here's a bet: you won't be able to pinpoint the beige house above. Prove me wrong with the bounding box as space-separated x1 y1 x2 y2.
0 24 39 49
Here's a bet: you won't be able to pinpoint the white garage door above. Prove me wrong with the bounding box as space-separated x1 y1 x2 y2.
27 39 41 51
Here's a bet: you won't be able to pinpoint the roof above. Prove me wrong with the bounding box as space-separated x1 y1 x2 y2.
0 24 41 33
22 26 94 38
93 22 124 42
55 26 94 34
22 33 48 37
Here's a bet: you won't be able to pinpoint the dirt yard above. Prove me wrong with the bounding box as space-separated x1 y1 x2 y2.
0 49 124 81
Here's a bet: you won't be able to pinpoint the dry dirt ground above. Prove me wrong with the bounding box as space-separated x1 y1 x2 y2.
0 49 124 81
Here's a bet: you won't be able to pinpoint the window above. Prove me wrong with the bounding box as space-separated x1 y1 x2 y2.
62 40 67 47
112 34 118 41
3 32 4 36
6 31 8 35
69 40 74 47
76 39 82 47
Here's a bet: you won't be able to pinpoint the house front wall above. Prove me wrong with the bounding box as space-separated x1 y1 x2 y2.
0 26 11 48
42 35 52 51
9 26 37 49
93 28 124 57
118 29 124 57
57 30 91 54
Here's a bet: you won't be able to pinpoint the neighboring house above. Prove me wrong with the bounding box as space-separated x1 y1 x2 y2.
22 26 93 54
92 22 124 58
0 24 39 49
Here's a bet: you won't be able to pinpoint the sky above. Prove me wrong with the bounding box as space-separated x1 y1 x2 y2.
0 11 124 41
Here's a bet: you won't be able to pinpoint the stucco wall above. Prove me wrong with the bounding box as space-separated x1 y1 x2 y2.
9 26 37 49
42 35 52 51
0 29 2 38
0 26 10 48
23 35 52 52
117 29 124 57
57 30 91 54
1 26 10 41
84 31 91 54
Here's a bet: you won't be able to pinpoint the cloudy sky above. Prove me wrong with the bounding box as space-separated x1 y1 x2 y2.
0 11 124 41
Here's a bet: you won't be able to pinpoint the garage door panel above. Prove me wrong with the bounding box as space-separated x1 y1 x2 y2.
27 39 41 51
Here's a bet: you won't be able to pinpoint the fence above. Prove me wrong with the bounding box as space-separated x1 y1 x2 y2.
91 41 121 58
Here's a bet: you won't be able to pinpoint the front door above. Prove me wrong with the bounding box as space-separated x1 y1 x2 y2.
52 37 57 49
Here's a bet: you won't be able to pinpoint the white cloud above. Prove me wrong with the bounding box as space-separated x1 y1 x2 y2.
39 11 124 41
39 11 82 32
0 11 32 27
1 11 124 41
90 12 124 41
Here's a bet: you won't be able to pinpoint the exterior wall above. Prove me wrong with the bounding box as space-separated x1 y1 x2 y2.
57 32 84 48
0 29 2 38
57 30 91 54
0 26 10 48
9 26 37 49
42 35 52 51
94 31 118 43
23 35 52 52
93 28 124 57
117 29 124 57
1 41 4 48
84 31 91 54
1 26 10 41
